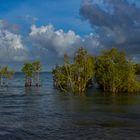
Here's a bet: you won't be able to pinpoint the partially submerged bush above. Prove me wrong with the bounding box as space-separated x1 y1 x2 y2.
53 48 96 95
0 66 15 87
22 61 42 87
95 48 140 93
53 48 140 95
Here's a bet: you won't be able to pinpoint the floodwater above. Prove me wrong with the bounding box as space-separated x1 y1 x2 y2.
0 73 140 140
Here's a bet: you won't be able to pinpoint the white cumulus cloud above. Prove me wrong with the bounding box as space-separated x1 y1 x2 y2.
0 22 28 63
29 24 82 57
29 24 101 57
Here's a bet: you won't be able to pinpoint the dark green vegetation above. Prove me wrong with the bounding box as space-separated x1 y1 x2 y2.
53 48 140 95
0 66 15 87
53 48 95 95
21 61 42 87
0 49 140 94
95 48 139 93
135 64 140 75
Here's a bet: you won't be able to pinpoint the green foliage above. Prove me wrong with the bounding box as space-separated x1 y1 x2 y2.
32 61 42 72
72 48 95 94
53 47 140 95
53 48 96 95
0 66 15 78
123 61 140 93
135 64 140 75
21 61 42 87
52 65 68 91
0 66 15 86
95 48 140 93
22 63 33 78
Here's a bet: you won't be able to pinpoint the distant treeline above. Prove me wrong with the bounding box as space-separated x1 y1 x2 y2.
52 48 140 95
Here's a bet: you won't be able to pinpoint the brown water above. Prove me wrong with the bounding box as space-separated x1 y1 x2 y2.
0 73 140 140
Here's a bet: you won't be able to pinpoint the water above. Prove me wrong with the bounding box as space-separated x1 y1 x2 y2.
0 73 140 140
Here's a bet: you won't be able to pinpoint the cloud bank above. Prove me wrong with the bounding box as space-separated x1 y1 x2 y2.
80 0 140 57
29 24 81 57
29 24 101 58
1 0 140 70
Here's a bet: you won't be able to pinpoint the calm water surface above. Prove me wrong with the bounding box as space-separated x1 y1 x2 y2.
0 73 140 140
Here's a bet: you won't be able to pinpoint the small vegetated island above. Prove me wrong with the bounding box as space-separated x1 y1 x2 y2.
22 61 42 87
53 48 140 95
0 66 15 87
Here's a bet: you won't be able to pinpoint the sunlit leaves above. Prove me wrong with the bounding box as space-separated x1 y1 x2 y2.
21 61 42 87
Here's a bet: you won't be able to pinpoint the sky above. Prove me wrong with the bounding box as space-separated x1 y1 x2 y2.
0 0 140 71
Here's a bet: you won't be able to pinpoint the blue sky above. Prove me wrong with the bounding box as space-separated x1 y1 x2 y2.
0 0 140 71
0 0 92 36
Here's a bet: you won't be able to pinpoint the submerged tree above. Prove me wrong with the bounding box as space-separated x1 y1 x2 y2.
124 61 140 93
32 61 42 86
95 48 140 93
22 63 33 87
22 61 42 87
53 47 140 95
53 48 96 95
52 64 68 92
0 66 15 87
73 48 95 94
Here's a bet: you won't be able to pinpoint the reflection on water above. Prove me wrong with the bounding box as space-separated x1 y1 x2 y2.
0 73 140 140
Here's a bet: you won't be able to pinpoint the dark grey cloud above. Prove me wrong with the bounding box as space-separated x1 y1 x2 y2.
1 0 140 71
80 0 140 59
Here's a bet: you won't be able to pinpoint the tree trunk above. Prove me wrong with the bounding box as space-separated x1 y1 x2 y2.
65 64 74 93
37 71 40 86
0 75 2 86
